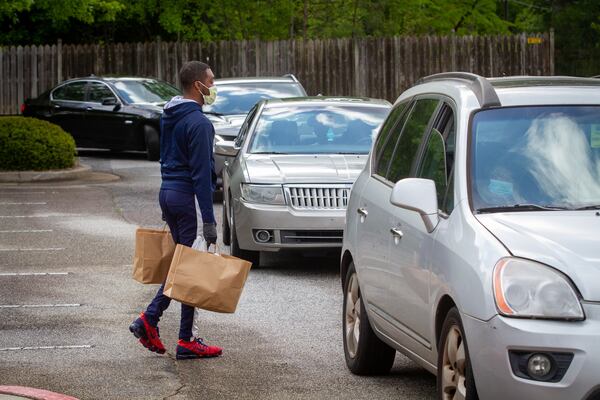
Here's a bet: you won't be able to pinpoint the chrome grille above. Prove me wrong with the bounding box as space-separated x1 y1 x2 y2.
285 185 351 210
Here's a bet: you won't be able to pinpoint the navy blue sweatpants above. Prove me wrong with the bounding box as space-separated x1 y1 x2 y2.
144 189 197 340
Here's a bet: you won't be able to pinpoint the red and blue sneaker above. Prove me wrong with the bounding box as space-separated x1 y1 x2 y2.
176 338 222 360
129 312 166 354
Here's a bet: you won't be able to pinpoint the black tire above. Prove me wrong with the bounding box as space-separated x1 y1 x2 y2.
437 307 479 400
343 262 395 375
144 125 160 161
229 209 260 266
222 199 231 246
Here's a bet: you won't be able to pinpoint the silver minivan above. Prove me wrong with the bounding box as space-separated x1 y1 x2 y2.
341 73 600 400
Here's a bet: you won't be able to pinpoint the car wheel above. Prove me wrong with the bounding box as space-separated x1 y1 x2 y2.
144 125 160 161
437 307 479 400
222 199 231 246
343 262 395 375
229 207 260 266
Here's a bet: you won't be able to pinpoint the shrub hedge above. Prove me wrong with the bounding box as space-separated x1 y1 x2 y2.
0 117 76 171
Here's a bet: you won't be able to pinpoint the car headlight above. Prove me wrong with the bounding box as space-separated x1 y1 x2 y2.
241 184 285 205
493 258 584 320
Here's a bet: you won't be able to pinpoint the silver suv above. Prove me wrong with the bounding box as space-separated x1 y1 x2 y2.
341 73 600 400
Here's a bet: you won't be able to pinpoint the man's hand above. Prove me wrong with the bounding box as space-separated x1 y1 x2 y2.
203 222 217 245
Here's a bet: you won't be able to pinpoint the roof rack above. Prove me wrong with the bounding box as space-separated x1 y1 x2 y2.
282 73 300 83
416 72 501 108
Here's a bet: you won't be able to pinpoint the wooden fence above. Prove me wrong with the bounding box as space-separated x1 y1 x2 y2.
0 33 554 115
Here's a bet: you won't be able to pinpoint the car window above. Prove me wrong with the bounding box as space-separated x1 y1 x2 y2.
52 81 87 102
417 105 456 212
87 82 116 103
235 104 260 148
112 79 180 104
247 105 389 154
387 98 439 183
373 101 411 177
204 82 306 115
471 105 600 211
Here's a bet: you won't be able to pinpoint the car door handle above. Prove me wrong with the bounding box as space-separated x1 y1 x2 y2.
53 104 61 109
85 107 93 111
357 208 368 217
390 228 404 238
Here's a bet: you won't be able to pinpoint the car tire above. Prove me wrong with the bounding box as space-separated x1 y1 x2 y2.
437 307 479 400
229 208 260 266
343 262 395 375
222 200 231 246
144 125 160 161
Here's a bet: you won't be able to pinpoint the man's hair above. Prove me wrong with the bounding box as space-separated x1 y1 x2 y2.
179 61 211 91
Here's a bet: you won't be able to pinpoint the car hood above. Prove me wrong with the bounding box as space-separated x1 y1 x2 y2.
243 154 368 184
207 114 247 137
476 212 600 301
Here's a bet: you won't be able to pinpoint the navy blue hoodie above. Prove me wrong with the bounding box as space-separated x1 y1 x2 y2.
159 97 216 224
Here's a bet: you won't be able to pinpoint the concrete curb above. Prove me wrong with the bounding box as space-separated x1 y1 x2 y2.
0 164 92 183
0 386 79 400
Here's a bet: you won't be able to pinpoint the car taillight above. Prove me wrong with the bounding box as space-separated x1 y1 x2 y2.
20 103 26 114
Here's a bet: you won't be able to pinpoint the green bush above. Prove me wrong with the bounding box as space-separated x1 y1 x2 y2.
0 117 76 171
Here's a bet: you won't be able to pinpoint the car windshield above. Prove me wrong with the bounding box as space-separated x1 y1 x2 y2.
203 82 305 115
248 104 390 155
471 106 600 211
112 80 180 104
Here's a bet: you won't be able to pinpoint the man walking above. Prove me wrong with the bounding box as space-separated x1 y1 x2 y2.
129 61 222 360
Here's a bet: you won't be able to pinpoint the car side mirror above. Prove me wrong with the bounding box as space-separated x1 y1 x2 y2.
101 97 118 106
390 178 439 232
215 140 239 157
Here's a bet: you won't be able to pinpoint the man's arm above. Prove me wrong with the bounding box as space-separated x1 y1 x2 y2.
188 120 216 225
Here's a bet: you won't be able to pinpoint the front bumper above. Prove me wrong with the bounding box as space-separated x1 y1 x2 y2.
462 302 600 400
233 198 346 252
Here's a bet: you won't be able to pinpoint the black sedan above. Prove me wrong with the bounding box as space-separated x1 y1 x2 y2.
22 76 181 160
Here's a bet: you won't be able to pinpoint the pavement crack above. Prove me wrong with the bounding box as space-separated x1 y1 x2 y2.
162 352 187 400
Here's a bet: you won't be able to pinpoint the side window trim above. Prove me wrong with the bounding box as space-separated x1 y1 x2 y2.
370 99 413 180
237 103 262 149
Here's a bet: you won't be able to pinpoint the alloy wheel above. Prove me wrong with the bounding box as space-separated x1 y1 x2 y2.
345 272 361 359
441 325 467 400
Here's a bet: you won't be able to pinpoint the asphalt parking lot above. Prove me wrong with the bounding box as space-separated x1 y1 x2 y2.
0 151 435 400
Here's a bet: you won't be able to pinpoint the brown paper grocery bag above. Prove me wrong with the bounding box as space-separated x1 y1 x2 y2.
132 227 176 284
163 244 252 313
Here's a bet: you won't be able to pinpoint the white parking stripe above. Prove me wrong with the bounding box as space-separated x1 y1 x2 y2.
0 272 69 276
0 304 81 308
0 229 53 233
0 202 47 205
0 248 65 252
0 214 82 218
0 345 93 351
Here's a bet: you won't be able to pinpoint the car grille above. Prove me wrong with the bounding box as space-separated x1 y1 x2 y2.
285 185 351 210
280 230 344 244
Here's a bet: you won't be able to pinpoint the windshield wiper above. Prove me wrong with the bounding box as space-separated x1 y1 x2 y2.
575 204 600 210
251 152 289 155
476 204 570 213
204 111 224 116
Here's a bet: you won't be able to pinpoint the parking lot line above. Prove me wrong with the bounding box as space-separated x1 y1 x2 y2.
0 272 69 276
0 202 47 205
0 229 53 233
0 248 65 251
0 214 82 218
0 304 81 309
0 345 93 351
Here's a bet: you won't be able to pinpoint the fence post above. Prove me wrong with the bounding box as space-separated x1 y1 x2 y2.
57 39 62 83
255 38 260 76
353 38 359 97
549 28 555 76
156 36 162 80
